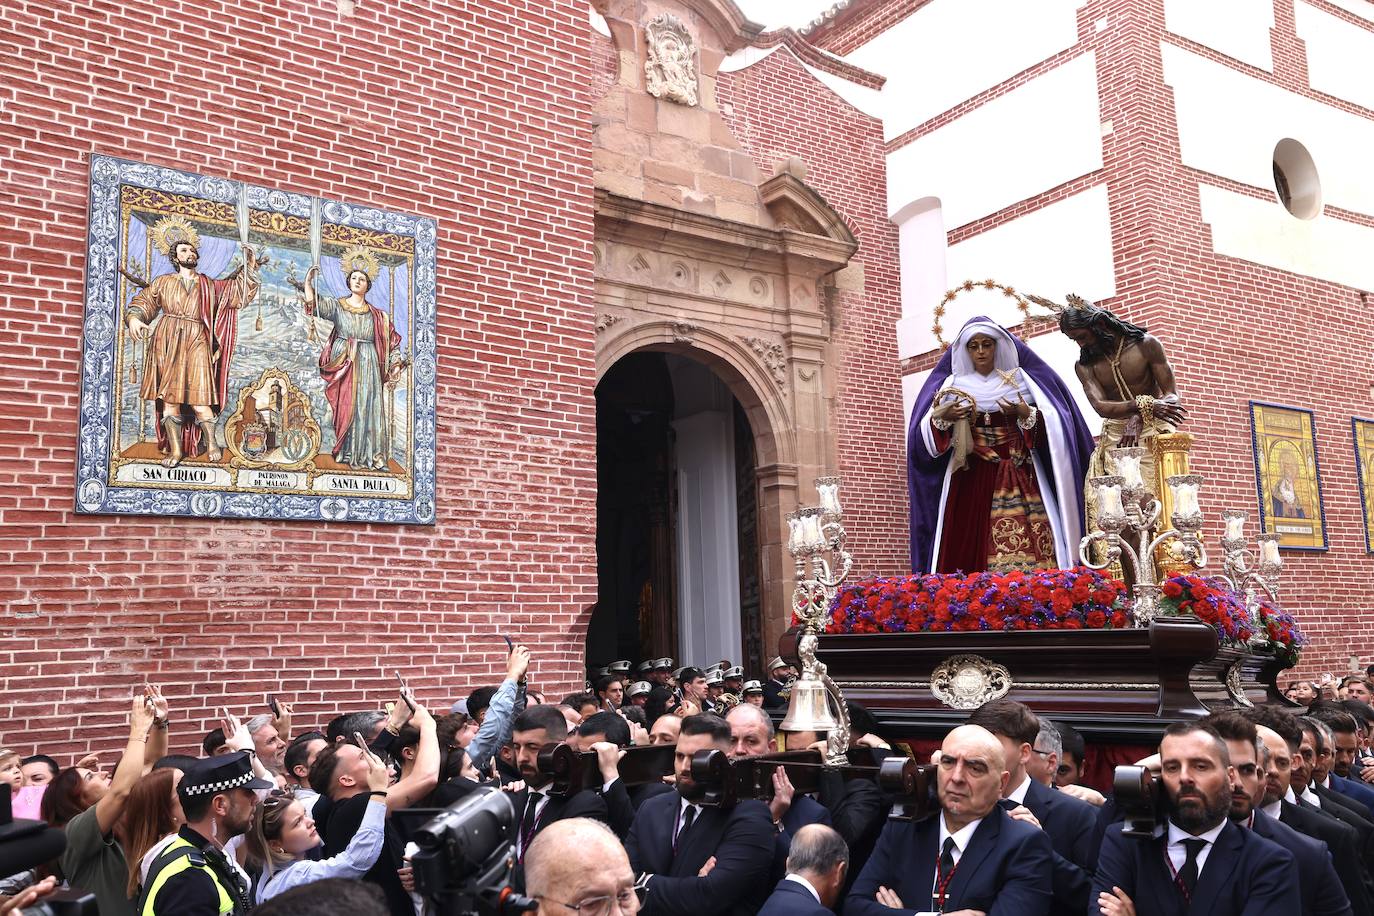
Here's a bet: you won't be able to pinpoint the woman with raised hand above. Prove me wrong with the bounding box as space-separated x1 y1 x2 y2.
244 746 391 905
40 686 169 916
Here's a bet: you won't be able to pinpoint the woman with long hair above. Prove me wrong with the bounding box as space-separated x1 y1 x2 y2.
40 688 167 916
122 767 184 899
243 747 390 904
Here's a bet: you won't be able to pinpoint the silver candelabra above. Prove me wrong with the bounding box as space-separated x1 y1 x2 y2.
1078 446 1207 625
1218 510 1284 647
782 476 854 766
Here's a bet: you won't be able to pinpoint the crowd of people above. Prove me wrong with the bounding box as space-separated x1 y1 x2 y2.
5 645 1374 916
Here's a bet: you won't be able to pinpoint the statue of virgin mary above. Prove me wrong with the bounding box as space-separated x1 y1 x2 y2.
908 317 1096 574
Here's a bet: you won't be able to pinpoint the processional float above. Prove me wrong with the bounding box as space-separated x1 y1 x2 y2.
775 283 1301 770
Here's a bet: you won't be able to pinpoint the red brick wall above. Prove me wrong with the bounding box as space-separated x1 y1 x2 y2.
894 0 1374 677
0 0 598 760
718 49 909 575
1093 0 1374 679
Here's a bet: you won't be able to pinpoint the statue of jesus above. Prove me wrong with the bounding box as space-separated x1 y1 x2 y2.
1056 296 1187 446
1054 297 1188 570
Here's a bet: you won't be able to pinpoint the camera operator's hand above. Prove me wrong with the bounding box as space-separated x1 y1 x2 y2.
589 740 625 784
502 780 527 793
398 863 415 894
1 875 58 915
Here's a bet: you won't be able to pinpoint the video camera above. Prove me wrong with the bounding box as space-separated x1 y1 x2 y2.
684 748 938 821
408 786 536 916
1113 764 1165 838
0 792 97 916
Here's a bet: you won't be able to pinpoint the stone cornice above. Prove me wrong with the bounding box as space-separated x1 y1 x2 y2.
595 189 857 275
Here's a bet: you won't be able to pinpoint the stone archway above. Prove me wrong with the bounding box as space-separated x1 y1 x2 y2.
588 0 863 671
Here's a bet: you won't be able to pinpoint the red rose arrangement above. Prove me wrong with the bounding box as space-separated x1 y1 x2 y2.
1158 574 1255 643
821 567 1131 635
1253 592 1307 663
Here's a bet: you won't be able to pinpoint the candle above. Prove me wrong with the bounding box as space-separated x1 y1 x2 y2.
802 513 824 550
1116 454 1144 489
1097 483 1125 518
1261 538 1282 566
1171 481 1199 516
1224 513 1246 541
818 482 842 517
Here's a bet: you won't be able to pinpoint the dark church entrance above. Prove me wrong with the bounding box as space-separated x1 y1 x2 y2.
589 351 764 676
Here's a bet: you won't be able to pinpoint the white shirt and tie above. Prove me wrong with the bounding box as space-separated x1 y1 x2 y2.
1165 819 1225 877
911 815 984 916
675 797 701 851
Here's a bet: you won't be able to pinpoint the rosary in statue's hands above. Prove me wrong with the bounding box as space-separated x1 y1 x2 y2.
933 398 972 423
996 393 1031 420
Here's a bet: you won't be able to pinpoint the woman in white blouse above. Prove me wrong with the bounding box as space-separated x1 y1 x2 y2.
244 747 391 904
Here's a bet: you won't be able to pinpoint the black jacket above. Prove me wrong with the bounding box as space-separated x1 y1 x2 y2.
1022 778 1098 915
1280 797 1374 916
847 807 1054 916
626 792 775 916
1251 808 1353 916
757 877 832 916
1090 819 1300 916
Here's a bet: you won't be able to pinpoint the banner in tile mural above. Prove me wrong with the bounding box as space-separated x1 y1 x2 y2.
75 155 437 524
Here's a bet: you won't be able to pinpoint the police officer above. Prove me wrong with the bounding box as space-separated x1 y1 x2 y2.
140 751 271 915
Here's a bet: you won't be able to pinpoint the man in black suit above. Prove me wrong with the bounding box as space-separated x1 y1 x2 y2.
1309 709 1374 811
1249 717 1374 916
727 704 832 837
759 824 848 916
967 699 1097 915
1299 718 1374 822
1091 721 1300 916
508 705 611 863
847 724 1054 915
1205 710 1353 916
576 710 667 834
626 714 775 915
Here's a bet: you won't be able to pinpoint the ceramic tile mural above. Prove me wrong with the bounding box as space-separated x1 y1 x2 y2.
75 155 438 524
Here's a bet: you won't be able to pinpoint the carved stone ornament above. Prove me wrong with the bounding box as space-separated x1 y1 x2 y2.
595 313 624 334
644 14 699 107
1225 661 1254 707
741 336 787 389
930 654 1013 710
671 319 698 343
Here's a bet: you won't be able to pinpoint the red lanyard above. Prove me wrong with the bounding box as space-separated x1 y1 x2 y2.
935 858 959 910
1163 846 1190 904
